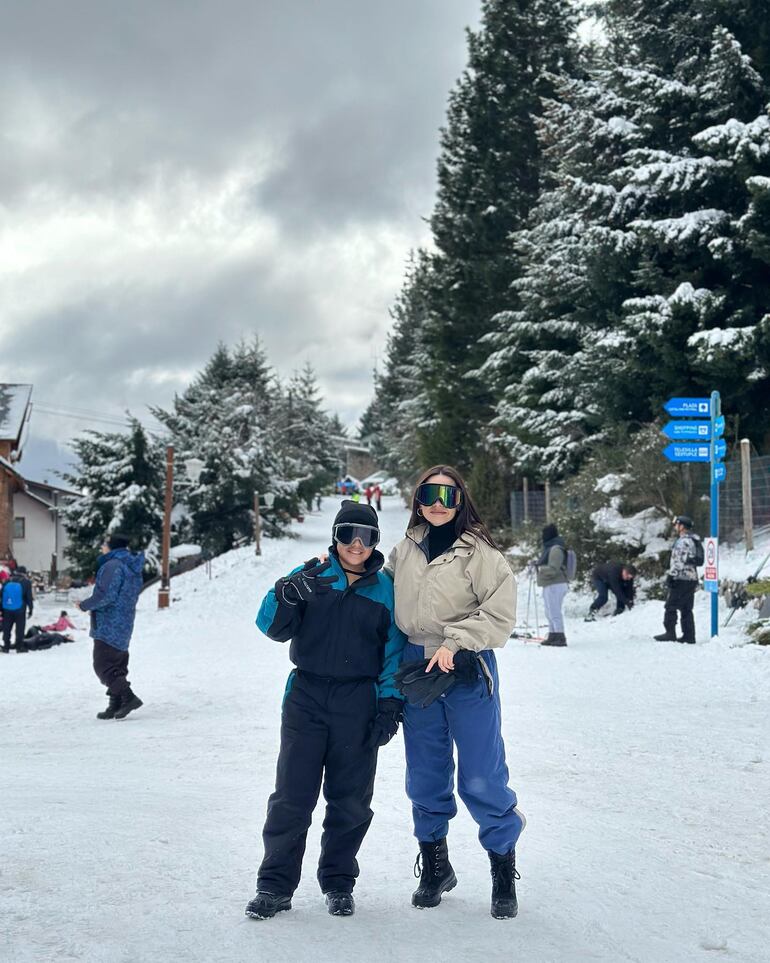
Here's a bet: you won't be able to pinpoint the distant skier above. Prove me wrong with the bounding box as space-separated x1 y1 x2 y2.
654 516 702 644
246 501 405 920
1 565 34 653
374 484 382 512
536 524 570 646
76 533 145 718
364 484 373 506
585 562 637 620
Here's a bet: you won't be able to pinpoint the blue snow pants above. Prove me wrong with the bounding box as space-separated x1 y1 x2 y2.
402 642 524 856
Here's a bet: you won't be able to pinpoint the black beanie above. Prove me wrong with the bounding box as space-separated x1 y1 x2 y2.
333 500 379 530
107 533 131 550
542 523 559 543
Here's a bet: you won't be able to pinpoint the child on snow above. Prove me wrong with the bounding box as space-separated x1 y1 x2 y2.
246 501 405 920
41 611 77 633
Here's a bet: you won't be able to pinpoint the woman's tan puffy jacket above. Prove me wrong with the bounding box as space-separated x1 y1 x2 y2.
387 524 517 658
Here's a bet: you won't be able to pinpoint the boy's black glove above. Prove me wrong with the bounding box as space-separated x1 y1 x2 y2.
277 558 336 605
395 659 456 707
365 697 403 749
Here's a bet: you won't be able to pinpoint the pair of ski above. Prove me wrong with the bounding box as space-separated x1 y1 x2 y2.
510 629 547 643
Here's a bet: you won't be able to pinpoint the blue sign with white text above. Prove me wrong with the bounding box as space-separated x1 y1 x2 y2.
713 439 727 460
713 415 725 438
712 464 727 483
662 421 711 441
663 443 711 463
664 397 711 418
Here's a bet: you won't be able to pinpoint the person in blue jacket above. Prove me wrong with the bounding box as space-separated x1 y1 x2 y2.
76 533 145 720
246 501 406 921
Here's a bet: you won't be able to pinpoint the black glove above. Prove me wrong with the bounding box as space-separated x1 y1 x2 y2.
365 697 403 749
277 558 336 605
451 649 481 685
395 659 457 707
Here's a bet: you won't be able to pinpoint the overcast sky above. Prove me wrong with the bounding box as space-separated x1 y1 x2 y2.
0 0 481 481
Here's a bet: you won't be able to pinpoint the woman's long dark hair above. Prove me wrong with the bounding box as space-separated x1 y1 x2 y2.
407 464 500 551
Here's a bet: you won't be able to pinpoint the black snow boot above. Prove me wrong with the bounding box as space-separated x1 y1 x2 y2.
114 688 143 719
653 632 677 641
325 892 355 916
245 892 292 920
541 633 567 647
489 849 520 919
412 838 457 908
97 694 122 720
677 636 696 644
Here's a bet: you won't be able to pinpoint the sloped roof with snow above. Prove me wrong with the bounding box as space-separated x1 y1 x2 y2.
0 384 33 444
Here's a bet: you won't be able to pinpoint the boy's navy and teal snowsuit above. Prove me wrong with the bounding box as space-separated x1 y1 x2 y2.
255 548 405 897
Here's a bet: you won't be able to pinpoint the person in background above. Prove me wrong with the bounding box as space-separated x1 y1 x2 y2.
374 484 383 512
585 563 637 621
536 524 569 646
1 565 34 653
42 611 77 633
654 515 701 644
364 485 373 506
246 501 405 921
76 533 145 718
387 466 524 920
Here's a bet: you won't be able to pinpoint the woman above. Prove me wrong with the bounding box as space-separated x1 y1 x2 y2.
388 466 525 919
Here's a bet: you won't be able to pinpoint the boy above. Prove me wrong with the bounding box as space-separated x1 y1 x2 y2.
246 501 405 920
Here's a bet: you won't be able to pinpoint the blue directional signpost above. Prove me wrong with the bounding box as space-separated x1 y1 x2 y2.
662 390 724 637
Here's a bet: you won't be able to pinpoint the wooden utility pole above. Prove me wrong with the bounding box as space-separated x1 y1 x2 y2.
544 480 552 522
254 492 262 556
523 477 530 524
158 445 174 609
741 438 754 550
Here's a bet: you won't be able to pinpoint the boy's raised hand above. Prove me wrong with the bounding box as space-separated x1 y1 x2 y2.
280 558 336 605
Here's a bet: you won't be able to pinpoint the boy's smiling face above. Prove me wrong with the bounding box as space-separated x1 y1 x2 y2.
336 539 374 571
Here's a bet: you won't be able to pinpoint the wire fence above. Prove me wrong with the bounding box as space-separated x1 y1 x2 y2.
509 453 770 545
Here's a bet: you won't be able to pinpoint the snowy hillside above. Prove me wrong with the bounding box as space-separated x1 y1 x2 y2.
2 496 769 962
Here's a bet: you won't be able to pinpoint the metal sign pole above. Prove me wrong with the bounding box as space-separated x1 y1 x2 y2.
709 391 720 638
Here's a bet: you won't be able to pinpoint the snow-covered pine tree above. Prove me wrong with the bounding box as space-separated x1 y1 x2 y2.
491 0 770 473
591 4 770 442
366 250 433 488
418 0 579 472
152 339 294 554
277 363 340 510
61 417 164 577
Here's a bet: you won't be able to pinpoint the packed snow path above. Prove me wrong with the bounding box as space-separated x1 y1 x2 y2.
3 497 769 963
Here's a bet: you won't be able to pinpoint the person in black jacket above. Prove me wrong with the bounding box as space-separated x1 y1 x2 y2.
245 501 406 922
585 562 637 621
1 566 34 653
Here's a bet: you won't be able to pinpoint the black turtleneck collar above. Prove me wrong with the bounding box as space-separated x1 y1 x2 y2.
426 521 458 562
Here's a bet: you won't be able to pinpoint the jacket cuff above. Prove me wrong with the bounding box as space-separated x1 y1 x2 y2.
442 635 461 654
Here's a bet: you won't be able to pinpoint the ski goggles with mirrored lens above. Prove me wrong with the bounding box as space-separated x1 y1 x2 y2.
332 524 380 548
415 483 463 509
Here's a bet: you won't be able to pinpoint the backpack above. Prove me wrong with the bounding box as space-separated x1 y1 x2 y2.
690 536 705 567
2 580 23 611
563 549 578 581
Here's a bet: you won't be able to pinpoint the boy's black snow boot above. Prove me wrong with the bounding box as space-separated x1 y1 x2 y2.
412 838 457 908
325 892 355 916
245 892 292 920
114 688 143 719
97 694 122 719
489 849 519 919
653 632 677 641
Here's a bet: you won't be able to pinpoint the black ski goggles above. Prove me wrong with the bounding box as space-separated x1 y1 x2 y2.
415 483 463 509
332 523 380 548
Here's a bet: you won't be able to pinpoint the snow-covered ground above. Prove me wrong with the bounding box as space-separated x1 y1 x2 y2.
3 496 769 963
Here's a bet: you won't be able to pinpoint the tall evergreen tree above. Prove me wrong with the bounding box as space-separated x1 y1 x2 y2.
61 417 164 576
418 0 579 471
152 338 294 554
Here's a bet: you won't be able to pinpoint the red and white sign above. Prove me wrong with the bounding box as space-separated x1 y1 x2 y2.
703 537 719 592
